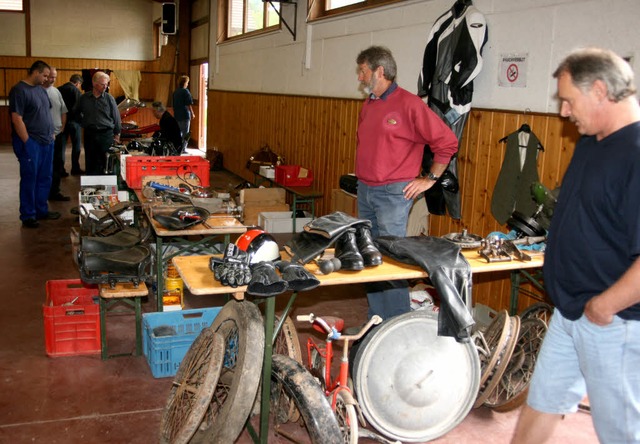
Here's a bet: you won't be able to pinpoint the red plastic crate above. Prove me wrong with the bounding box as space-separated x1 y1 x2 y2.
275 165 314 187
125 156 210 189
43 279 101 357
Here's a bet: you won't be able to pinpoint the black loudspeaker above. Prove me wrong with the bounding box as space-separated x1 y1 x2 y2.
162 3 177 35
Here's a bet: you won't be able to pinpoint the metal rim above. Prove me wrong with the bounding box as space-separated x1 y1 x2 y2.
473 309 510 389
520 302 554 327
485 318 547 411
353 310 480 442
474 315 521 407
160 330 225 444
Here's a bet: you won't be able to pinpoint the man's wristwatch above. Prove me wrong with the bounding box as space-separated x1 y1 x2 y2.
426 172 440 181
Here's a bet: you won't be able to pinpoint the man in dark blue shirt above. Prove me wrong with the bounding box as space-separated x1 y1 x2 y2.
9 60 60 228
512 48 640 444
74 71 121 175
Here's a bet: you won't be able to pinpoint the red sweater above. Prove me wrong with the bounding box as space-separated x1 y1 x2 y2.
356 85 458 186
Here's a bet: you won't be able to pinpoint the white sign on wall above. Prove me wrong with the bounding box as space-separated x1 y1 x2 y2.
499 53 528 88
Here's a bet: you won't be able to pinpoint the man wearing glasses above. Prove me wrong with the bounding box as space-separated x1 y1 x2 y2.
74 71 121 175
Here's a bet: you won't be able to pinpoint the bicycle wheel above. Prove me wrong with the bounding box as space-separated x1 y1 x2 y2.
520 302 554 326
268 314 303 423
335 390 359 444
271 354 343 444
190 300 265 444
160 329 224 444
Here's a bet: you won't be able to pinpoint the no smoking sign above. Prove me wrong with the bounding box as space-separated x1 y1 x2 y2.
499 54 527 87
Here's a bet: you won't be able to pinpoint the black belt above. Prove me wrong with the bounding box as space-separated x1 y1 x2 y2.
86 127 113 133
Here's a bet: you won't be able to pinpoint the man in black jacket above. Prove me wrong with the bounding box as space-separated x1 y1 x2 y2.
152 101 183 153
58 74 84 175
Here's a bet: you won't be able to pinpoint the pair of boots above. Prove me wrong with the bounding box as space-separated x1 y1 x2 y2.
334 224 382 271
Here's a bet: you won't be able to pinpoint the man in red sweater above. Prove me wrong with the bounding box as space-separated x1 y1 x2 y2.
355 46 458 319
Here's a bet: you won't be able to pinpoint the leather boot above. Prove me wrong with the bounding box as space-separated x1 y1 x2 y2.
334 230 364 271
355 224 382 267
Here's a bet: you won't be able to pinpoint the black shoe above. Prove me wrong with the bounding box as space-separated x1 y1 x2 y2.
37 211 61 220
60 170 70 178
71 169 85 175
49 193 71 202
355 225 383 267
335 230 364 271
22 218 39 228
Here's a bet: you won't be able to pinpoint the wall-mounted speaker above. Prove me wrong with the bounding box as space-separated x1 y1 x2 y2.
162 3 177 35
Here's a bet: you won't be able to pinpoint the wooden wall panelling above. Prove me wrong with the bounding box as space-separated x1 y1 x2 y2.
206 91 580 313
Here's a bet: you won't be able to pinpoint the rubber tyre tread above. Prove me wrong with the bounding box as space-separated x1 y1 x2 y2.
190 300 265 444
271 354 343 444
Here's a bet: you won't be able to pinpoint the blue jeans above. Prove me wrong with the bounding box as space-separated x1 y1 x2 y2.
357 181 413 320
12 135 54 221
527 310 640 442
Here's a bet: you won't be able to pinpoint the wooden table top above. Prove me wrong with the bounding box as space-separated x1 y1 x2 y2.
173 250 544 296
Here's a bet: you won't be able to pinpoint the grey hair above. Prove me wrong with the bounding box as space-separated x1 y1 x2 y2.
553 47 637 102
356 46 397 82
152 101 166 113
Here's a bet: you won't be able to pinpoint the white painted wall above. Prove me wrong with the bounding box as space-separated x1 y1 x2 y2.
208 0 640 113
0 0 157 61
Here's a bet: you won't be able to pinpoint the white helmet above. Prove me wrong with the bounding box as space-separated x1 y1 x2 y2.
236 229 281 264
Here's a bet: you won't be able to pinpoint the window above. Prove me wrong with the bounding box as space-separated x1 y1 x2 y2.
222 0 280 41
0 0 23 12
308 0 403 22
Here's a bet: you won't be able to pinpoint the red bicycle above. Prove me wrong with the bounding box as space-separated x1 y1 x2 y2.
297 313 383 443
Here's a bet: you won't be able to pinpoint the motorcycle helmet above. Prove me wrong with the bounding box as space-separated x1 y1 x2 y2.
236 229 281 264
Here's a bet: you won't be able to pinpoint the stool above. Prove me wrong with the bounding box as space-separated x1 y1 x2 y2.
99 282 148 360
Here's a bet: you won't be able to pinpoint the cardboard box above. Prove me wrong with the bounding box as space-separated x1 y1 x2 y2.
331 189 358 217
240 188 289 226
258 211 313 233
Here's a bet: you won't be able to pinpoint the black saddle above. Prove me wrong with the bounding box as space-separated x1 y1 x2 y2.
81 227 145 253
78 245 152 288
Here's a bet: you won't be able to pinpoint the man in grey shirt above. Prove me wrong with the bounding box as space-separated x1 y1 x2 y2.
45 67 70 201
74 71 121 175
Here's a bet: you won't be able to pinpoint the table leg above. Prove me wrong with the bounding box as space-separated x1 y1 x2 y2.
509 270 521 315
156 236 164 312
135 296 142 355
292 194 298 233
259 296 276 443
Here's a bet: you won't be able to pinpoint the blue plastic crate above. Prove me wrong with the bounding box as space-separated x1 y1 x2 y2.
142 307 221 378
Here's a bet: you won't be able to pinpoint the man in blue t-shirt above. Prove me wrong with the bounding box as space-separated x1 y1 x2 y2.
512 48 640 444
9 60 60 228
172 75 195 151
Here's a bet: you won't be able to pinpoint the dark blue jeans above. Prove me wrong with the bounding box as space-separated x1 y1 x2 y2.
12 135 54 221
62 121 83 172
357 180 413 320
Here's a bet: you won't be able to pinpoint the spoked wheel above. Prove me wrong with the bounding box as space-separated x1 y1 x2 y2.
270 354 343 444
520 302 554 327
335 390 359 444
472 310 510 408
309 348 327 390
190 300 265 444
266 314 303 423
484 318 548 412
160 329 225 444
474 315 521 408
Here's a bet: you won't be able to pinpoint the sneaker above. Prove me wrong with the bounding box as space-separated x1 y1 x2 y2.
37 211 61 220
22 218 39 228
49 193 71 202
60 170 69 178
71 169 85 176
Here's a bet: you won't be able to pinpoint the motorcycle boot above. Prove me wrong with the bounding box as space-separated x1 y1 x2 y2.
355 224 382 267
334 230 364 271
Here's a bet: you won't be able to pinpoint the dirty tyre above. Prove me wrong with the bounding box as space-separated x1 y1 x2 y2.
271 354 342 444
191 300 265 443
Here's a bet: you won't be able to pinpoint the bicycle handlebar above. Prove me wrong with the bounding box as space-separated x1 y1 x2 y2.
297 313 384 342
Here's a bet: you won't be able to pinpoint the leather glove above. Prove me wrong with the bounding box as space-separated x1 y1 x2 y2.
247 261 288 297
276 261 320 292
210 243 251 288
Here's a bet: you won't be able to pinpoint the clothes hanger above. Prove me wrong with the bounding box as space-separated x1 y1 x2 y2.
453 0 472 17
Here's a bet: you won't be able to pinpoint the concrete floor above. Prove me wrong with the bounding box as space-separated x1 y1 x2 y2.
0 144 597 443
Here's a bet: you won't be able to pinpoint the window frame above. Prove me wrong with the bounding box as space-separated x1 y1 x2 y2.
0 0 23 12
307 0 404 22
217 0 281 43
